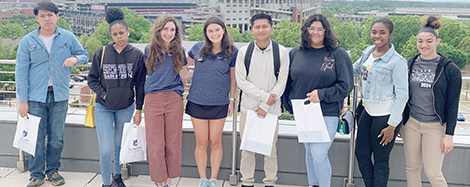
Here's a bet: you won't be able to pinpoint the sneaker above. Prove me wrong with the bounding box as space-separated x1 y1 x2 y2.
26 178 44 187
45 172 65 186
163 185 172 187
208 179 218 187
241 185 254 187
199 178 208 187
112 174 126 187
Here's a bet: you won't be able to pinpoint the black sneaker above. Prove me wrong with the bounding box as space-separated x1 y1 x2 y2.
26 178 44 187
45 171 65 186
241 185 254 187
112 174 126 187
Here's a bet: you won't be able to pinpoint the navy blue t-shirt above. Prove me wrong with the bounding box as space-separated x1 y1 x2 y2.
144 45 188 96
187 42 237 105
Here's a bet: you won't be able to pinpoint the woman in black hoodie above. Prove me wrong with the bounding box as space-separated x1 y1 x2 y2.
87 8 146 187
401 16 462 187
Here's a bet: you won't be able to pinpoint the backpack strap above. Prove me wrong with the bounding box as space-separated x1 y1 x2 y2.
244 41 255 77
244 41 281 80
272 41 280 80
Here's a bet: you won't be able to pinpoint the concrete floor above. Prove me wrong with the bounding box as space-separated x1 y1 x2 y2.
0 167 306 187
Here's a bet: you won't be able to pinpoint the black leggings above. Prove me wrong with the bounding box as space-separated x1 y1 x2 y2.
355 111 401 187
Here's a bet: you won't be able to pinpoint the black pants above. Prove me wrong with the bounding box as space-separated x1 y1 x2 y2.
355 111 401 187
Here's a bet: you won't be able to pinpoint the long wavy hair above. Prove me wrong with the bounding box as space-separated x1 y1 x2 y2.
199 16 235 62
145 15 184 73
300 14 338 51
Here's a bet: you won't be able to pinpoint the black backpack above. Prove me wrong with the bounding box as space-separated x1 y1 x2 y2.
238 41 281 111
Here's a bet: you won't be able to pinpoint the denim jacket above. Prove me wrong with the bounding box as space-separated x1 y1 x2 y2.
353 44 408 127
16 26 89 103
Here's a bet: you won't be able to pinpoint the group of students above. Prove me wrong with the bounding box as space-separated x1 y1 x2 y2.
15 2 460 187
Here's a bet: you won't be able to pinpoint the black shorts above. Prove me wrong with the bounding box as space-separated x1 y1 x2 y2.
185 100 228 120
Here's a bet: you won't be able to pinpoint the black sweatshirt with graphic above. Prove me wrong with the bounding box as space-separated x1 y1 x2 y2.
88 42 146 110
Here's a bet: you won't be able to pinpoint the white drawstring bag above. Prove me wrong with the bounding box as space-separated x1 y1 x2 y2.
240 110 278 156
291 99 331 143
13 115 41 156
119 121 147 164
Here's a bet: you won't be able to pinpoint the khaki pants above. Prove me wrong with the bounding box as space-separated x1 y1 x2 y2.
402 117 447 187
239 111 279 186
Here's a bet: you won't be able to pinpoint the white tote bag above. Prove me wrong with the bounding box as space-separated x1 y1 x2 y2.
12 115 41 156
240 110 277 156
291 99 331 143
119 121 147 164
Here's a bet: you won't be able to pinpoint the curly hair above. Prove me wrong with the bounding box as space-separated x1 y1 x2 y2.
145 15 184 73
105 8 128 32
198 16 236 62
300 14 338 51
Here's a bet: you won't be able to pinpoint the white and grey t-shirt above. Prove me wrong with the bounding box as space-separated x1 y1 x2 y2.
40 35 54 87
409 56 440 122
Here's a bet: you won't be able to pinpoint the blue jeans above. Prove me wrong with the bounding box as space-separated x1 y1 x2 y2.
28 91 69 180
95 103 135 185
304 116 338 187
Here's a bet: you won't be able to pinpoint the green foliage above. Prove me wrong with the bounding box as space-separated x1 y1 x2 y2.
271 20 302 47
323 1 470 14
78 34 89 47
185 24 204 41
0 23 26 38
57 17 72 31
84 36 103 62
71 66 80 74
459 36 470 54
439 17 470 48
349 42 369 63
334 23 361 50
139 31 151 43
121 8 151 43
1 20 9 25
10 14 29 26
400 35 419 60
438 43 469 69
91 20 112 46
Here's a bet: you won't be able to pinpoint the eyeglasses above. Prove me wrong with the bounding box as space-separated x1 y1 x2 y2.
308 27 325 33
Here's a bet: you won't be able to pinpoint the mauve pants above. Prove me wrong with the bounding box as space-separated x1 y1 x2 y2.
144 91 184 183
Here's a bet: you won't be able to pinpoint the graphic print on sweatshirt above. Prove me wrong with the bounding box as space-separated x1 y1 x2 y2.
321 56 335 72
103 63 134 79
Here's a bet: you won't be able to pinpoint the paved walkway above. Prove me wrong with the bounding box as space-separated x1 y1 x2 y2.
0 168 305 187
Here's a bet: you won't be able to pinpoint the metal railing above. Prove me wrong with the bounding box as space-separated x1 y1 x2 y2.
3 59 470 186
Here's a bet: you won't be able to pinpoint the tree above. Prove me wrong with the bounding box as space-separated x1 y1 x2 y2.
458 36 470 54
57 17 72 31
90 20 112 46
121 8 151 43
271 19 302 47
78 34 89 47
10 14 29 26
400 35 419 60
334 23 361 50
349 42 369 63
439 17 470 48
0 23 26 38
185 24 204 41
437 43 469 69
84 36 103 62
